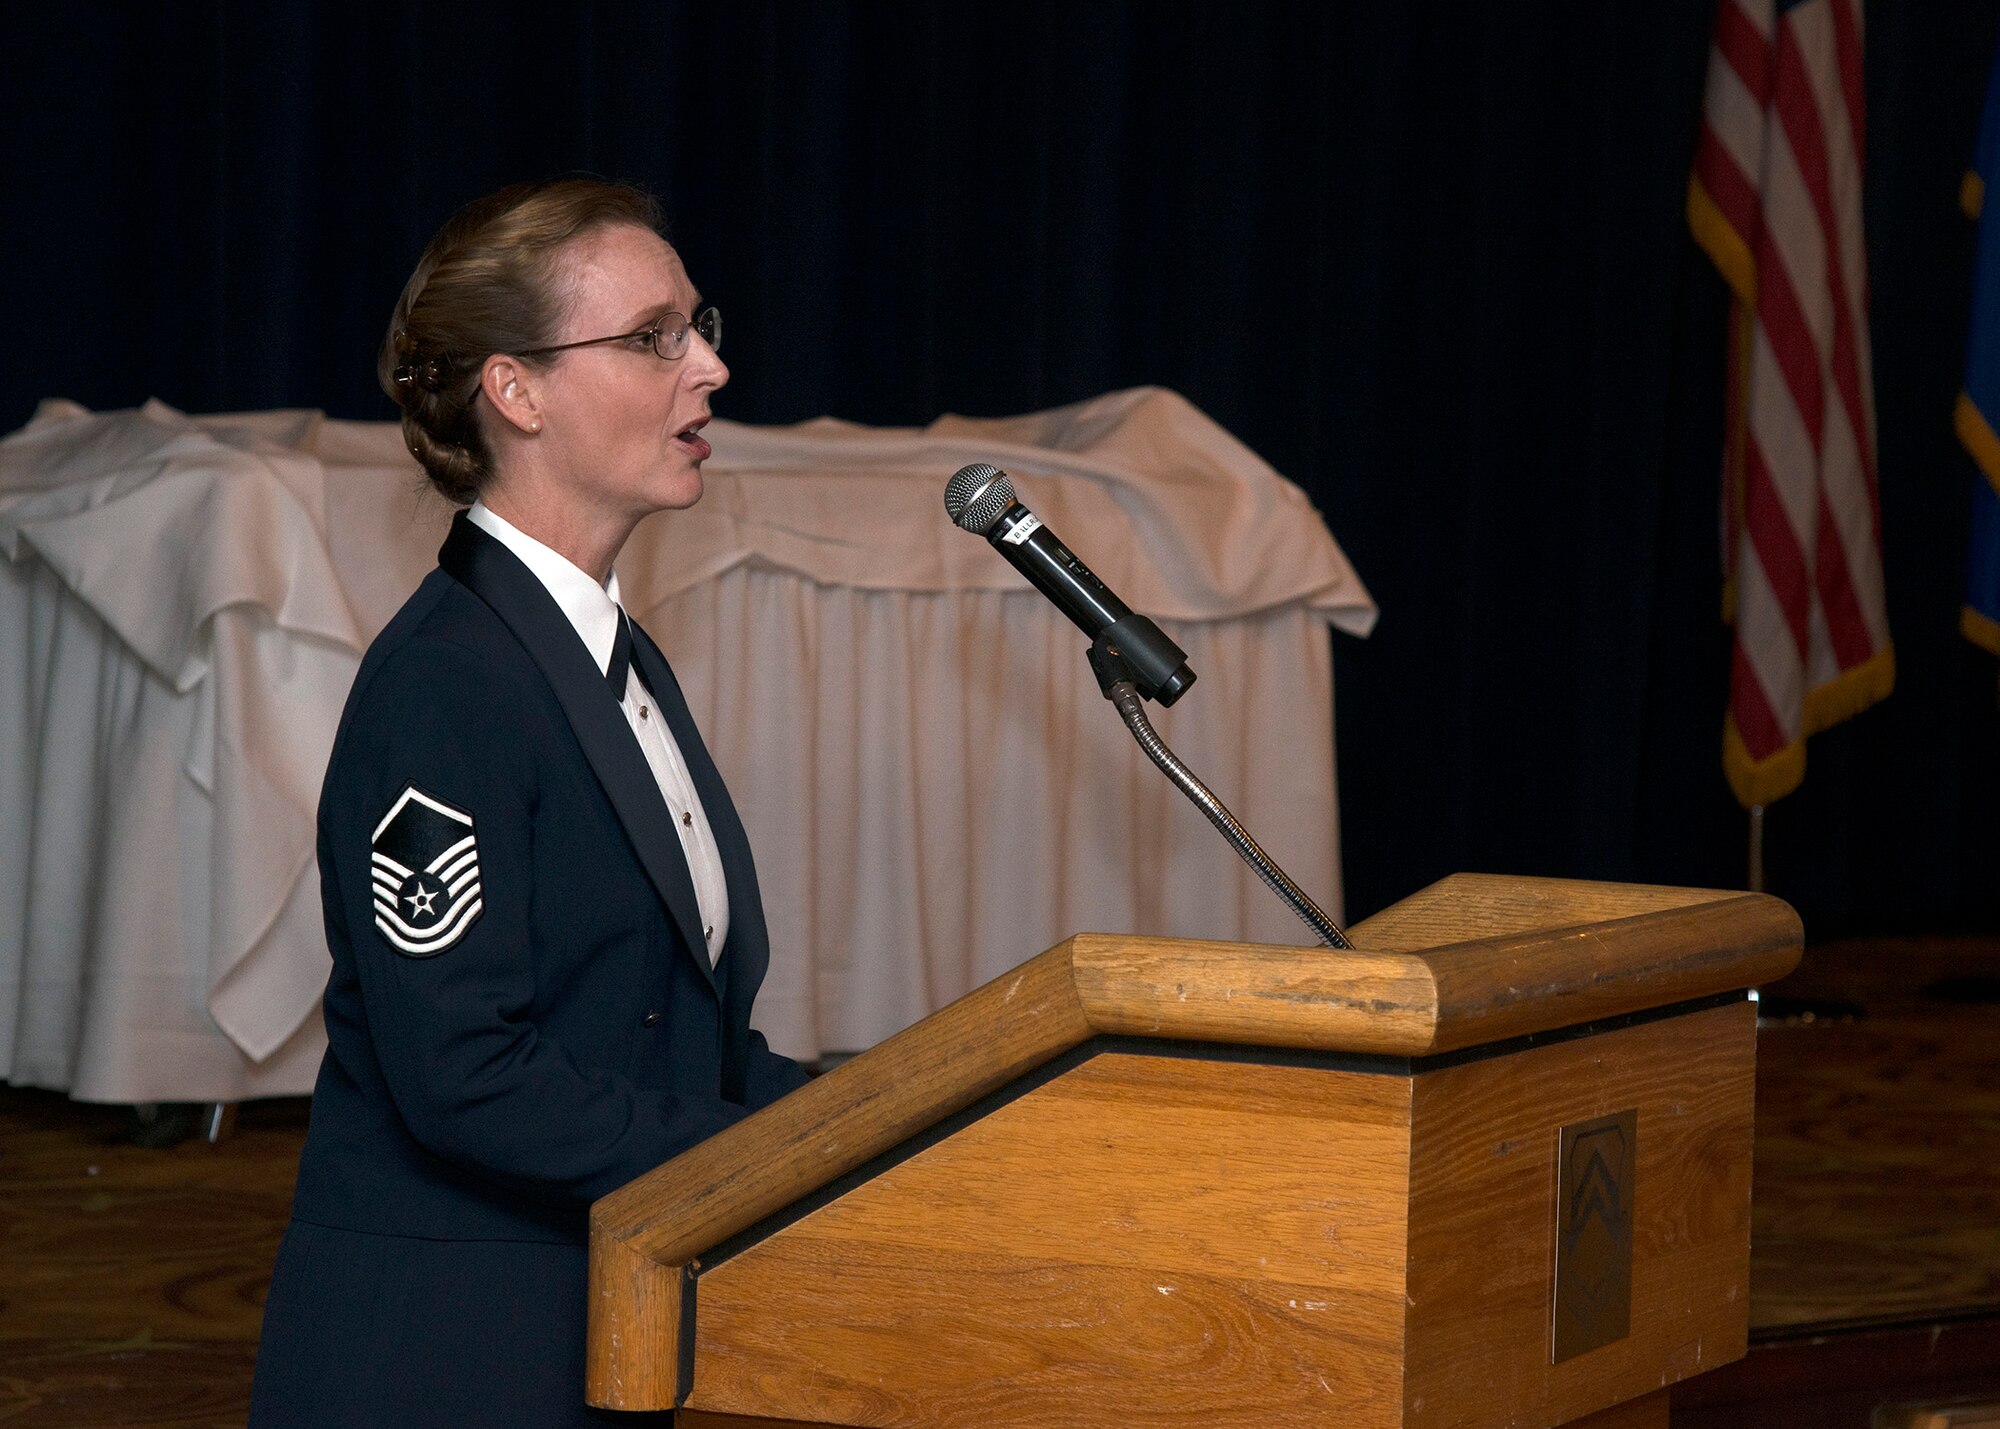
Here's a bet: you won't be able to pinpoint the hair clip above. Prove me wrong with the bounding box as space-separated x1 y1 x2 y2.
392 356 448 392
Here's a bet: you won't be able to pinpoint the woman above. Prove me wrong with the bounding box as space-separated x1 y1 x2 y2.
248 180 809 1428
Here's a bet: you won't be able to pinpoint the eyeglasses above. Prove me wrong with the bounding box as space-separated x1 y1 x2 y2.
517 305 722 362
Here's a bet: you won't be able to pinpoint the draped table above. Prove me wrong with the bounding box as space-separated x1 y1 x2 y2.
0 388 1375 1102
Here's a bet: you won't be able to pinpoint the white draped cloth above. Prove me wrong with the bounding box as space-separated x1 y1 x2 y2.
0 388 1375 1102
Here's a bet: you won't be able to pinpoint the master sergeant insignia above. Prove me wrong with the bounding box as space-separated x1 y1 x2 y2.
370 784 485 958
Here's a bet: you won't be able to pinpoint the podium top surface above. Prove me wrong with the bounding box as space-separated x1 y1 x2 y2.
594 874 1799 1268
1074 873 1798 1056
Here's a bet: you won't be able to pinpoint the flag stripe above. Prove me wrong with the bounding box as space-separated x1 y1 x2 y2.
1718 1 1775 105
1830 0 1866 174
1752 255 1826 457
1729 642 1789 756
1819 409 1891 645
1773 10 1879 492
1742 440 1814 657
1738 554 1808 723
1812 503 1875 668
1694 144 1763 274
1769 12 1881 669
1745 319 1823 545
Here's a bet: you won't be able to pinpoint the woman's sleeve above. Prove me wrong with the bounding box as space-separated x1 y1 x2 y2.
742 1032 813 1110
325 637 745 1206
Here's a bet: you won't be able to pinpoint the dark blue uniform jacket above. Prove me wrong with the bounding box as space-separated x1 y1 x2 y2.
250 513 806 1426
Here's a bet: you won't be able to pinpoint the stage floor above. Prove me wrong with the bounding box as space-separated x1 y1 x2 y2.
1749 934 2000 1335
1677 934 2000 1428
0 936 1994 1428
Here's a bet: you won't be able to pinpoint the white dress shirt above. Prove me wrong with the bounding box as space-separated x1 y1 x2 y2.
466 501 729 965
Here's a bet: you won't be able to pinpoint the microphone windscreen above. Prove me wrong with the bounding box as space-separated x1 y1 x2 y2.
943 463 1016 535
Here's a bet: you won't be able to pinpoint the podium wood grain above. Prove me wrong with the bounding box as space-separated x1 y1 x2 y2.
689 1053 1412 1427
1402 1002 1754 1428
675 1008 1751 1428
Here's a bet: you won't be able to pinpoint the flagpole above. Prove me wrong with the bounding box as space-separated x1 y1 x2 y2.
1747 804 1766 894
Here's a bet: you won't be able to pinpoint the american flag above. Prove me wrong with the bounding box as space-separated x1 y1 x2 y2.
1689 0 1894 808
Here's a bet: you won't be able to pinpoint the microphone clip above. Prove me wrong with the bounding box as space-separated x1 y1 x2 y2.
1086 617 1196 706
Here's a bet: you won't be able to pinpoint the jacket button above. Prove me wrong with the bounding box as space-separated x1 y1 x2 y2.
642 1011 662 1027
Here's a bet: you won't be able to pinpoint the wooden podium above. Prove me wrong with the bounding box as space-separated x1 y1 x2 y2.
588 875 1801 1428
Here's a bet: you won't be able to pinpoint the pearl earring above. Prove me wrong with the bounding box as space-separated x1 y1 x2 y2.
528 420 541 432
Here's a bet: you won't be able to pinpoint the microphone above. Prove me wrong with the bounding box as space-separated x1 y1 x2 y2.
943 463 1196 705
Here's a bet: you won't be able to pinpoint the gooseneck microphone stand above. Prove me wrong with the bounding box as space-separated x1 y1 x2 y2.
1086 635 1354 952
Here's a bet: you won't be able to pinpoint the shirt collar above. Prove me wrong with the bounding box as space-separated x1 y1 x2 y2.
466 500 623 677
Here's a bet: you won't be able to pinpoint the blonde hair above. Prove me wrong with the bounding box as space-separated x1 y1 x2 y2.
379 179 664 503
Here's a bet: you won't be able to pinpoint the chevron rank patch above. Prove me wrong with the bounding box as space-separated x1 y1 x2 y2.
370 784 484 958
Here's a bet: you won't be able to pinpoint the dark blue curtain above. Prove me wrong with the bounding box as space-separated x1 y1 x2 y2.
3 1 1995 933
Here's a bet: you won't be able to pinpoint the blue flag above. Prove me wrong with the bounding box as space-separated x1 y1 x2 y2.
1958 37 2000 656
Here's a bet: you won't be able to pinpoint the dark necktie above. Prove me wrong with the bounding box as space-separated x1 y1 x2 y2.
606 607 648 698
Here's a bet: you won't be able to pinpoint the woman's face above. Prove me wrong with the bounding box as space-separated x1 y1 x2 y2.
529 222 729 520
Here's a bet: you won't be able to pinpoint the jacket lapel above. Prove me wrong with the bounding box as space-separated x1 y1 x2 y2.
437 514 716 992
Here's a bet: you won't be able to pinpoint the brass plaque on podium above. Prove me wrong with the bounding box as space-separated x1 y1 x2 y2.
1552 1108 1637 1362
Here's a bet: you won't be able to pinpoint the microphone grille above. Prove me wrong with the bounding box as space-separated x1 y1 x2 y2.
943 463 1016 535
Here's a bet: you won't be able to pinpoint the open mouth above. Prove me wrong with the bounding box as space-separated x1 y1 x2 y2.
674 416 712 461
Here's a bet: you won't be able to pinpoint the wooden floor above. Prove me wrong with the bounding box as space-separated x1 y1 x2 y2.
1678 934 2000 1429
0 936 1994 1428
1747 934 2000 1333
0 1094 302 1426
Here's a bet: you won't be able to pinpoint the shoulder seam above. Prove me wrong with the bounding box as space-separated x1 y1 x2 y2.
347 586 550 734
